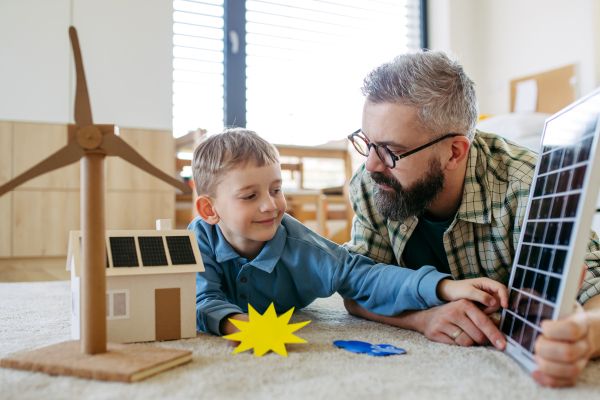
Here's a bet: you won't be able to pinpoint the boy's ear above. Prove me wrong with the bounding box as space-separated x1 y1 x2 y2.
196 195 219 225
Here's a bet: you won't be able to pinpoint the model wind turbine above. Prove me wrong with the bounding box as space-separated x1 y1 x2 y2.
0 27 194 382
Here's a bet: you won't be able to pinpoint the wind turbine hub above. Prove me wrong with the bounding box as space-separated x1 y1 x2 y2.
77 125 103 149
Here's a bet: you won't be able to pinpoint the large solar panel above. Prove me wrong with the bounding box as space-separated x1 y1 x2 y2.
500 88 600 373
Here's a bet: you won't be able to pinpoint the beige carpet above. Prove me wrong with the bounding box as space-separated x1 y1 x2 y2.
1 281 599 400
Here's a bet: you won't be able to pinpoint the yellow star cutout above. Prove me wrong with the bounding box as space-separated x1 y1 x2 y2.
223 303 311 357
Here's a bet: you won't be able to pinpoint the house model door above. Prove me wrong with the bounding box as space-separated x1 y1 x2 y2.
155 288 181 341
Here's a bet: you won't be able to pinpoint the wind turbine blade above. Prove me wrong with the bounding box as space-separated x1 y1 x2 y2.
100 133 193 193
69 27 93 126
0 140 84 197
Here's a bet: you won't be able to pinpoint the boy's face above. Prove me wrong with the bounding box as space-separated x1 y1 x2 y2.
211 161 287 253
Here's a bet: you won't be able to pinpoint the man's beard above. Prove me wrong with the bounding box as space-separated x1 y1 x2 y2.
370 158 446 222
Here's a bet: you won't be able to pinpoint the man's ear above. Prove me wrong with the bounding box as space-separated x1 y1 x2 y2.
444 136 471 171
196 195 219 225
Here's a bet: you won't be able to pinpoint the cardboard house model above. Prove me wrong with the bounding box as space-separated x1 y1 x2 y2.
67 220 204 343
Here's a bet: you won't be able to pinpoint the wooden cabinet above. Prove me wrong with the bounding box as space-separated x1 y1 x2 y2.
0 120 176 259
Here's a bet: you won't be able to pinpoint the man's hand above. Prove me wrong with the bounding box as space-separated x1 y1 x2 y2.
437 277 509 314
419 299 507 349
343 297 507 350
532 301 599 387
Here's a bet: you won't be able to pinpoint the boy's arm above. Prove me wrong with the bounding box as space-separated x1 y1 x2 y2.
192 223 245 336
332 250 451 316
196 267 245 335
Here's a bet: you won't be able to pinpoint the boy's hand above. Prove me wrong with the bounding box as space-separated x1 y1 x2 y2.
437 278 509 314
219 313 249 347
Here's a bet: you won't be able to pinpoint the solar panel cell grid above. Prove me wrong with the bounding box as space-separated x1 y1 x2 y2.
501 98 600 371
166 236 197 265
110 237 139 268
138 236 169 266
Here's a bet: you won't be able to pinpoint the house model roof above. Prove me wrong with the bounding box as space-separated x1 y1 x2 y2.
67 230 204 277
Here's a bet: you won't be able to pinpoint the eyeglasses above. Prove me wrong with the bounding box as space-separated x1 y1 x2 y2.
347 129 461 169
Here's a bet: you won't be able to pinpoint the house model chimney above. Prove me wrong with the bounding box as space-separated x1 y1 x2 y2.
156 219 172 230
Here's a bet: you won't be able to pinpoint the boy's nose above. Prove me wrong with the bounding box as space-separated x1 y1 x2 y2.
365 148 387 173
260 195 277 212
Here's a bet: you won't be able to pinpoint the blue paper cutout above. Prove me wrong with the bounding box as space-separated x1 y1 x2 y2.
333 340 406 356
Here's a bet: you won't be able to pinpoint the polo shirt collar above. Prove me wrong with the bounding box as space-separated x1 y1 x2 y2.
213 222 287 274
456 131 492 225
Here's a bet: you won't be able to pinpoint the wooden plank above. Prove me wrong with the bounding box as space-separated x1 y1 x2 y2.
106 128 176 192
0 256 69 282
275 144 348 159
510 65 576 114
106 192 175 231
12 190 80 257
0 340 192 383
13 122 79 189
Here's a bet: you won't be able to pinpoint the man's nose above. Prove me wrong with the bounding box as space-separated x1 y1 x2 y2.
365 148 387 172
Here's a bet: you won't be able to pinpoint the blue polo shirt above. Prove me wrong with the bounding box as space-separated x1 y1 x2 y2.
190 214 450 336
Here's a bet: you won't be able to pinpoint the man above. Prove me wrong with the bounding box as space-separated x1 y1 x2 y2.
342 50 600 387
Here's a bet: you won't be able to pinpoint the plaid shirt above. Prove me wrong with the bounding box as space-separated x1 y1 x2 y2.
343 131 600 304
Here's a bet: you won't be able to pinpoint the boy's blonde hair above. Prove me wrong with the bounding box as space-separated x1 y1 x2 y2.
192 128 280 197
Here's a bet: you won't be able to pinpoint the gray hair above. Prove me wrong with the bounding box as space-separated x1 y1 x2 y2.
362 50 478 142
192 128 280 197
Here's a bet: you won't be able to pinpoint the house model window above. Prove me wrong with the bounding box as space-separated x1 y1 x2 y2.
106 290 130 320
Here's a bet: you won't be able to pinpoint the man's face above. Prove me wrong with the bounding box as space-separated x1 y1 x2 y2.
362 101 446 221
212 162 287 248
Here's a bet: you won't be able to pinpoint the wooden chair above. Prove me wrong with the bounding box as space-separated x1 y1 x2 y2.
276 142 354 244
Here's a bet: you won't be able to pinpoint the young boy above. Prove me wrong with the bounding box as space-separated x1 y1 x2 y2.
190 128 508 340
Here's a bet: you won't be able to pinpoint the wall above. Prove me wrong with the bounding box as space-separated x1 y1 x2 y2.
0 0 173 130
428 0 598 115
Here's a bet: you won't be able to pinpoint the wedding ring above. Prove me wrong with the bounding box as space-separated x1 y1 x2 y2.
452 328 463 340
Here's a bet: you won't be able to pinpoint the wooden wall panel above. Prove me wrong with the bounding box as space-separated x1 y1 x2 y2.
106 129 175 192
0 194 11 258
3 122 177 260
13 190 80 257
0 121 12 185
0 122 12 257
13 122 80 189
106 192 175 231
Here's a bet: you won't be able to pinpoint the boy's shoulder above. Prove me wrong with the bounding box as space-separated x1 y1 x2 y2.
280 214 344 259
188 217 221 256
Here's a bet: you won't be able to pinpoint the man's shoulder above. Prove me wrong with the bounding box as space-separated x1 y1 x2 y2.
474 130 538 186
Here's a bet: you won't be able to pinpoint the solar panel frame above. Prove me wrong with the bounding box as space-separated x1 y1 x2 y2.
500 87 600 373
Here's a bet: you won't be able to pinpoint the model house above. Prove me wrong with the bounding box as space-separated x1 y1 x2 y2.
67 221 204 343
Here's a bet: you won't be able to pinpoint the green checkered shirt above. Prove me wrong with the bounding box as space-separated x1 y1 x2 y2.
343 131 600 304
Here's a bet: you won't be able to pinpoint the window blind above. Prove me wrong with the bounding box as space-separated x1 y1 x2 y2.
172 0 423 141
173 0 225 138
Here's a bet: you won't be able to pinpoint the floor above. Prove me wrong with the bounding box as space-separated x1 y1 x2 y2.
0 256 69 282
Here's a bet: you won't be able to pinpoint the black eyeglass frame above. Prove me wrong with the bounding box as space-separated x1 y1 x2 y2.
347 129 462 169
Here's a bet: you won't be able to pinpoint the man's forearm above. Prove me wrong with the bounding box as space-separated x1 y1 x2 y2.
343 297 426 333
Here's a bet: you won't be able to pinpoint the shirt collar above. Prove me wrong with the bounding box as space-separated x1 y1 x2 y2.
213 222 287 274
456 131 492 224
